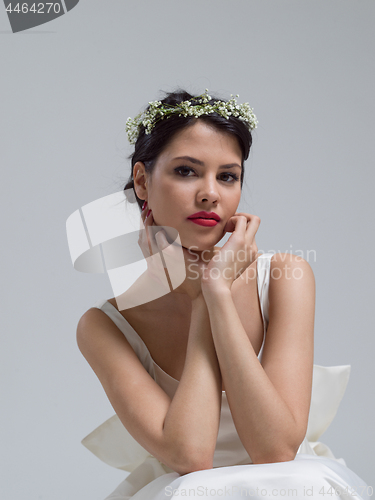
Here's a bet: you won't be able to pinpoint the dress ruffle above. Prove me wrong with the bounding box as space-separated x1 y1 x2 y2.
81 364 351 495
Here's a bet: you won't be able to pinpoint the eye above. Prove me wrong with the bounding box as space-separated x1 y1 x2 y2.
175 166 195 177
220 172 240 183
174 166 240 183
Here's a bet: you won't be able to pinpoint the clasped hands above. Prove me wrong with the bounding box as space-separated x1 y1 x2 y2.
138 206 260 301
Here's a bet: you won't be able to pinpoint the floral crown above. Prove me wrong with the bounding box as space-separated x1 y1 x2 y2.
125 89 258 145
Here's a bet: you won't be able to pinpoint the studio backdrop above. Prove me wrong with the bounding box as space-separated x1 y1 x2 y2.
1 1 374 499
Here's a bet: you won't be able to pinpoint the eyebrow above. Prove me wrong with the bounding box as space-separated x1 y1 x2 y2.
173 156 241 170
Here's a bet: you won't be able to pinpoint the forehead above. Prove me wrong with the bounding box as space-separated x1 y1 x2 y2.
157 121 242 163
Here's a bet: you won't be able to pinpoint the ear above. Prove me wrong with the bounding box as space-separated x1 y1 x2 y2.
133 162 149 200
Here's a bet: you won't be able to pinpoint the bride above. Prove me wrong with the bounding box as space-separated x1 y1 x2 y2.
76 90 370 499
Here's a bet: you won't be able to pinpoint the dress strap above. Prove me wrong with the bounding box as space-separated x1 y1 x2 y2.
92 299 156 378
256 253 274 360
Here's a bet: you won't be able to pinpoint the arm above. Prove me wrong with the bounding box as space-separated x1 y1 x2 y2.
163 295 222 469
76 294 221 476
203 253 315 464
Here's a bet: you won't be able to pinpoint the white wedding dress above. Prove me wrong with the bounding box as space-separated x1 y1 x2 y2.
82 253 370 499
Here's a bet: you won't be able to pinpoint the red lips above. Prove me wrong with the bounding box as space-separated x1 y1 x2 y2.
187 211 221 222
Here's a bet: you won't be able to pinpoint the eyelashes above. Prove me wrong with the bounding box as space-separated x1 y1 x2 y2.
174 166 240 183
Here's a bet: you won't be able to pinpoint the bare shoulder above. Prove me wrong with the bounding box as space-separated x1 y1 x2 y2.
269 251 314 268
76 307 113 355
76 307 142 384
76 307 101 351
267 252 315 314
269 252 315 285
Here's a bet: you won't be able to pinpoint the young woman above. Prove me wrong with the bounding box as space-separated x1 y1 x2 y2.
76 90 369 499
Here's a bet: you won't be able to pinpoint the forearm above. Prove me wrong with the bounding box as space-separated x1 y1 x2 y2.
205 289 300 463
162 295 222 472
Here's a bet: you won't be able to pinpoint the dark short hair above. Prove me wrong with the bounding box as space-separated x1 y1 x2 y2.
124 90 253 210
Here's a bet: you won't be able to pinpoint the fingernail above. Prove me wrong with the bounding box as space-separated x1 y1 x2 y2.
146 209 151 217
142 201 148 211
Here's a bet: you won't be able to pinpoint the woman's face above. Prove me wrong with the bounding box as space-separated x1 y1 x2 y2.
142 120 243 251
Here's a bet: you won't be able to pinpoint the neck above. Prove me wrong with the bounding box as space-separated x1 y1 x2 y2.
182 245 218 262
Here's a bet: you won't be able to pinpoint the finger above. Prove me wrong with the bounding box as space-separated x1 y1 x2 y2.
145 211 169 257
138 203 150 246
233 212 258 225
139 201 148 228
232 213 261 236
155 230 169 251
138 203 152 258
244 214 261 238
234 211 250 218
144 210 155 255
225 214 248 234
144 209 153 224
243 216 260 262
228 215 260 260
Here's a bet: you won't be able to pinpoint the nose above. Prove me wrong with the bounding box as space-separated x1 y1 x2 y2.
197 174 220 205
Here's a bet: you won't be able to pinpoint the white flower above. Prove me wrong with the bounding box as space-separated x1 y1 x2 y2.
125 90 258 144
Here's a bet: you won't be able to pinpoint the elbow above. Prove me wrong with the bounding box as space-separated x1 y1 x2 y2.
252 451 296 465
251 444 298 465
248 423 306 465
172 449 214 475
177 460 214 476
162 428 216 475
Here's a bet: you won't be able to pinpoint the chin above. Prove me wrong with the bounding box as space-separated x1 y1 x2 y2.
181 224 225 250
180 234 222 253
155 218 223 251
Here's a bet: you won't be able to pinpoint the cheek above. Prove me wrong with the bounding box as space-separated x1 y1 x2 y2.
227 189 241 210
158 184 187 209
150 193 179 224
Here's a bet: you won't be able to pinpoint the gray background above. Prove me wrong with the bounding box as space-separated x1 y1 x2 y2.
1 1 374 498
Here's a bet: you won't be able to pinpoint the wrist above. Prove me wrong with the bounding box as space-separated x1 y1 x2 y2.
191 293 206 306
202 276 232 294
202 282 232 304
